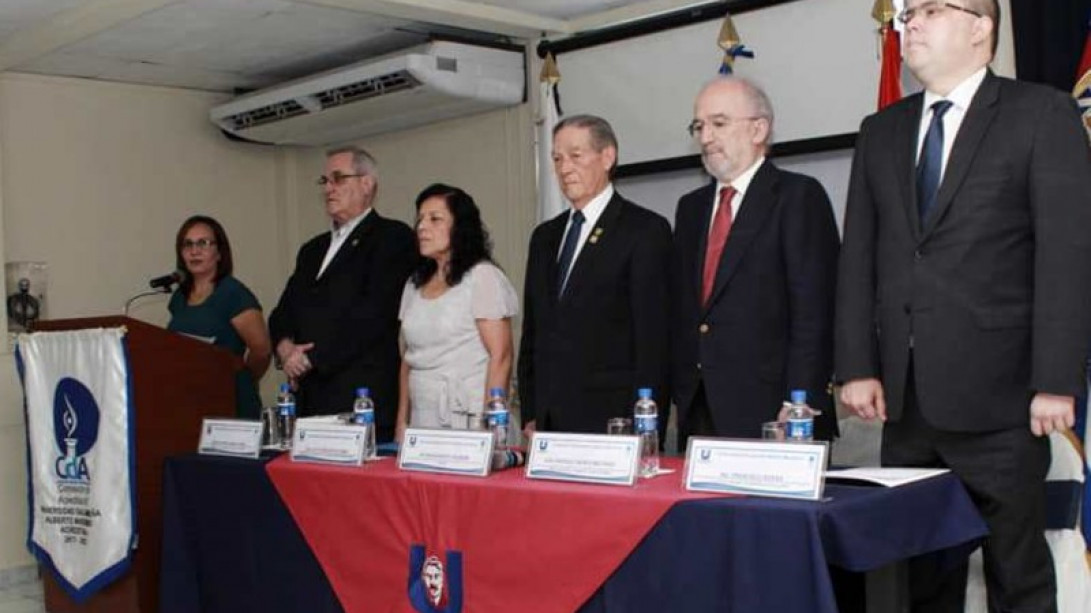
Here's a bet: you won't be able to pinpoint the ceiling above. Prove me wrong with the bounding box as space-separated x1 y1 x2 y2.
0 0 708 93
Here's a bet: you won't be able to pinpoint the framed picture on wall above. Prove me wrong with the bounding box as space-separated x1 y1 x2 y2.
6 261 48 336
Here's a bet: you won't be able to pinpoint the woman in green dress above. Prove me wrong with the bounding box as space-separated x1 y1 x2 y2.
167 215 271 418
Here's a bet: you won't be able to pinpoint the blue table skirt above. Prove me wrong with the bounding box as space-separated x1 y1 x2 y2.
160 454 986 613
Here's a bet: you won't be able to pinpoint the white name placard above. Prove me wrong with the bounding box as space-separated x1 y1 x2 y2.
526 432 640 486
198 419 263 459
290 424 368 466
684 438 828 500
398 428 495 477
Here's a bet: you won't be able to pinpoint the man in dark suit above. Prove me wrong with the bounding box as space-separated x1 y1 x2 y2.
269 146 415 441
836 1 1091 610
518 114 671 436
672 77 840 444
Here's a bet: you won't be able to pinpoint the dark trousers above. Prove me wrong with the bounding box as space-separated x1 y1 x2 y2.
883 364 1056 613
679 383 716 451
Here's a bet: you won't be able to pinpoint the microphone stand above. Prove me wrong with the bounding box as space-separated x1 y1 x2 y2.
123 288 171 317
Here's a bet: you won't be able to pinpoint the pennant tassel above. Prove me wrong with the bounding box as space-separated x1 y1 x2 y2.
718 45 754 76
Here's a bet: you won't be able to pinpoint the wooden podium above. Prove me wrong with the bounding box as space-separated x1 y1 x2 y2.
31 317 239 613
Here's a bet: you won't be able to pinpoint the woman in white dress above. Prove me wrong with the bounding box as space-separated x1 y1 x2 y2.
396 183 519 441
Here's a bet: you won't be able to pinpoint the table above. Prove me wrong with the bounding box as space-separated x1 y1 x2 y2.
160 453 987 613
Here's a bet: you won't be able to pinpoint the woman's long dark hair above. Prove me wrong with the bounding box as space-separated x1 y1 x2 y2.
174 215 234 297
410 184 493 288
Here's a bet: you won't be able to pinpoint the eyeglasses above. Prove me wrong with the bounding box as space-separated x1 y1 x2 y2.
182 238 217 251
316 171 366 186
896 1 982 25
687 116 761 138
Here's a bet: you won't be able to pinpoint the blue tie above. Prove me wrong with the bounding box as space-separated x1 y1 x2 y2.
917 100 953 224
556 210 585 296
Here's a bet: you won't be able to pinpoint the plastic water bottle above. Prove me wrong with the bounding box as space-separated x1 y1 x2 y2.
486 388 518 472
785 389 814 442
276 383 296 450
352 387 377 460
491 448 526 471
485 387 510 449
634 388 659 478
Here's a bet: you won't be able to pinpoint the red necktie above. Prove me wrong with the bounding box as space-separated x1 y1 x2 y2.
701 186 736 306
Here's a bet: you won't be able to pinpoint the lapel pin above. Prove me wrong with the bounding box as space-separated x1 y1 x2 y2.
589 227 604 244
351 239 359 247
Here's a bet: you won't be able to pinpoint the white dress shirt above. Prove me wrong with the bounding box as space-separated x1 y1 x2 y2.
915 67 987 180
556 183 614 274
318 208 371 278
709 156 765 234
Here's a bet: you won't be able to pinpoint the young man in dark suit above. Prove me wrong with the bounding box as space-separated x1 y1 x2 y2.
518 115 672 436
269 146 415 441
671 77 840 444
836 1 1091 610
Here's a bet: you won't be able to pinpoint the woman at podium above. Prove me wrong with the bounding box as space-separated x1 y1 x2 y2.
395 184 518 441
167 215 271 418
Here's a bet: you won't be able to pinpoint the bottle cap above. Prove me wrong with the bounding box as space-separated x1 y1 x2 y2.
356 387 370 397
637 387 653 399
489 387 505 397
279 383 290 393
790 389 807 404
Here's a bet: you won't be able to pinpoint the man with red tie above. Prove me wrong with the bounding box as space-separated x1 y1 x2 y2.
671 77 840 444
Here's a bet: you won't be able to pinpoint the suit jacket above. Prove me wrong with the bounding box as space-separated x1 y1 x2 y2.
836 72 1091 432
269 210 415 428
671 161 840 439
518 191 672 434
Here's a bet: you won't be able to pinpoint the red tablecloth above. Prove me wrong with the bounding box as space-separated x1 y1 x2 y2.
266 455 724 613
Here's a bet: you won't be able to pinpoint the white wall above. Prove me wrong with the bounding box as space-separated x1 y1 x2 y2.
0 72 290 571
558 0 1016 166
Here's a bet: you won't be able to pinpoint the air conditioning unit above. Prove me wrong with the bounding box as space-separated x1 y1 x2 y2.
210 41 525 145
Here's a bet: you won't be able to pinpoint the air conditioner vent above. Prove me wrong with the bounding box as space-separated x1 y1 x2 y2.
225 100 307 129
316 70 421 109
210 41 524 145
436 57 457 72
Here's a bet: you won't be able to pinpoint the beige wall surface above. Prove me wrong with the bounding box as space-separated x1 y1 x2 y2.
0 72 537 573
0 72 290 571
0 73 287 328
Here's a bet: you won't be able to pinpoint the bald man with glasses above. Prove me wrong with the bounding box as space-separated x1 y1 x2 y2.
670 77 840 445
836 1 1091 610
269 146 415 440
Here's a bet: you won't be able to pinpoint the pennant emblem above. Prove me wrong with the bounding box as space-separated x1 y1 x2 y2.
408 545 463 613
1074 71 1091 136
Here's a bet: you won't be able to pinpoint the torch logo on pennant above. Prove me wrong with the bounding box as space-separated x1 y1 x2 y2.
52 378 100 482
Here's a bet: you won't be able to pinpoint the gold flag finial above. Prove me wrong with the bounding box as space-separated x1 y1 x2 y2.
717 13 741 51
540 52 560 85
871 0 897 24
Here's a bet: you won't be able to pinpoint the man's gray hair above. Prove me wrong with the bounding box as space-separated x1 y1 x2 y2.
553 114 619 176
326 145 378 180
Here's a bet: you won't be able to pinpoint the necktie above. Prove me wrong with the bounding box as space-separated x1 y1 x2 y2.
701 186 736 306
556 210 585 296
916 100 953 224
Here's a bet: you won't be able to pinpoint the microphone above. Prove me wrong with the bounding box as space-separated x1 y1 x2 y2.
149 270 186 291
